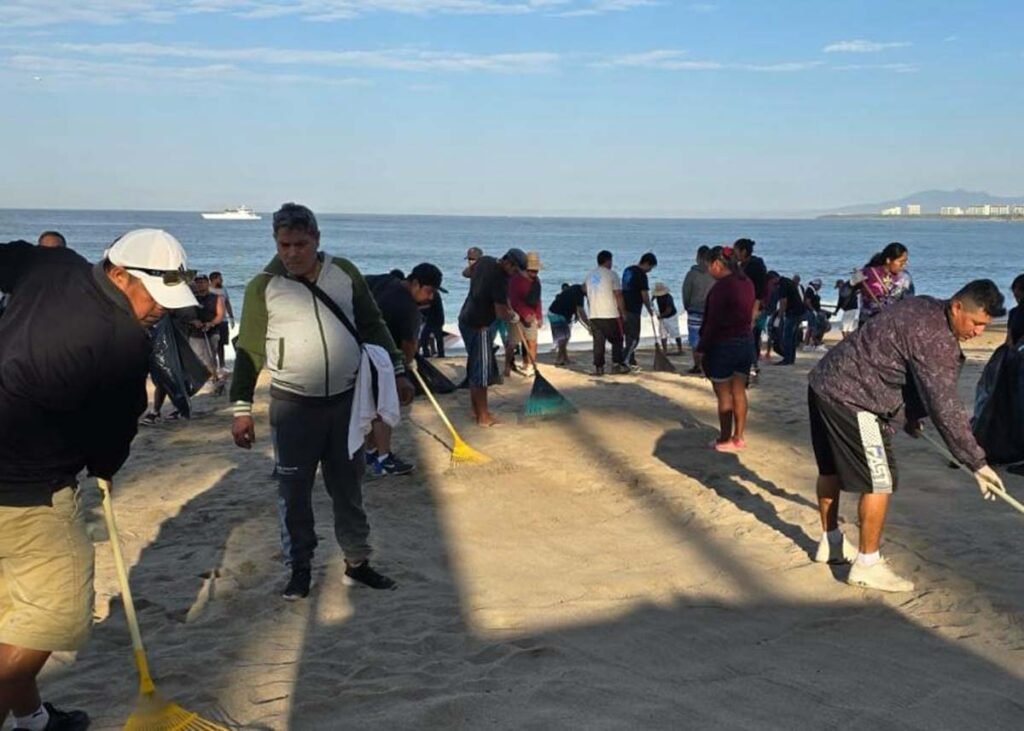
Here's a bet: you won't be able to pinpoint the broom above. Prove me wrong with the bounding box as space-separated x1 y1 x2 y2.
916 431 1024 516
97 478 228 731
515 323 577 419
408 363 490 465
648 311 677 374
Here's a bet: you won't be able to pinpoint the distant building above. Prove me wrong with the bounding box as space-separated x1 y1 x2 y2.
1013 205 1024 217
881 206 902 216
906 204 922 216
990 204 1011 216
965 204 991 216
940 206 964 216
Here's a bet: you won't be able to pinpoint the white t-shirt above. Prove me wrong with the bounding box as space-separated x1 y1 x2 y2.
585 266 622 319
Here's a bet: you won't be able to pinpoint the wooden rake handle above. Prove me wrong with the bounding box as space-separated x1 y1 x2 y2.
97 478 157 695
917 431 1024 516
408 362 462 444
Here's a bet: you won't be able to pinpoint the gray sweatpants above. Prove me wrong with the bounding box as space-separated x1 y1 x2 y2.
270 390 371 567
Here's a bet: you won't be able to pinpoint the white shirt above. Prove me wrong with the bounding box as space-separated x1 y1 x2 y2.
585 266 622 319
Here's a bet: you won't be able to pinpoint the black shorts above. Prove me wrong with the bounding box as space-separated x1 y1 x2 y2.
808 386 898 494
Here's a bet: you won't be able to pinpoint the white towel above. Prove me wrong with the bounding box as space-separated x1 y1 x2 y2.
348 344 400 458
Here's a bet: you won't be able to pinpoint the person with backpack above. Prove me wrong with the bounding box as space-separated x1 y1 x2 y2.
230 203 413 601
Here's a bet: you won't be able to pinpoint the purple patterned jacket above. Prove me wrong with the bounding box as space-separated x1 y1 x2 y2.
809 295 987 471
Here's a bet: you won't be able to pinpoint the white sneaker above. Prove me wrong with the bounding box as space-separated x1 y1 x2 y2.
848 558 915 593
813 534 857 564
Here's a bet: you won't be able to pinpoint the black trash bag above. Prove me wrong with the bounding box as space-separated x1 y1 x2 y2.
149 315 210 418
972 344 1024 464
414 354 457 396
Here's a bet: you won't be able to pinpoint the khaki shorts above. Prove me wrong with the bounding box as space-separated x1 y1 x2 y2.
0 487 95 651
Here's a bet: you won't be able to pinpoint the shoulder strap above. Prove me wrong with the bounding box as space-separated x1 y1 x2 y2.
290 275 363 346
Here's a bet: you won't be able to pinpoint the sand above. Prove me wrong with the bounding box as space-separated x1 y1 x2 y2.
22 329 1024 730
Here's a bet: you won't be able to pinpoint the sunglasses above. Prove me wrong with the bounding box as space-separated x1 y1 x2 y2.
126 267 196 286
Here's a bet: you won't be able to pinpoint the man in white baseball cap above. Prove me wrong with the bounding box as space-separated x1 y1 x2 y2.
0 228 195 729
104 228 198 313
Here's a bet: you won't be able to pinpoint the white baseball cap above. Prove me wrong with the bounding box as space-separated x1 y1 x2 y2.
105 229 198 309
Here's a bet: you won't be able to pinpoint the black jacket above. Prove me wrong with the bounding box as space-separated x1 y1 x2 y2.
0 242 150 505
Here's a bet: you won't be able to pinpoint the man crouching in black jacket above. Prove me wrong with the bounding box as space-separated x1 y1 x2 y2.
0 230 197 731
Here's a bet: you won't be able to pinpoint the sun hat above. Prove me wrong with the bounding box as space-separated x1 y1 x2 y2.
810 278 823 289
502 248 528 270
525 251 542 271
652 281 669 297
105 229 198 309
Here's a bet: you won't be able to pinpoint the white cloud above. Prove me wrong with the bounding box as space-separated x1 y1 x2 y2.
52 42 561 73
0 0 654 26
823 39 911 53
594 49 820 72
833 62 919 73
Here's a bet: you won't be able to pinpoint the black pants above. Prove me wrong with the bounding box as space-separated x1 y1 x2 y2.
591 318 624 369
623 312 642 365
419 323 445 357
270 391 371 568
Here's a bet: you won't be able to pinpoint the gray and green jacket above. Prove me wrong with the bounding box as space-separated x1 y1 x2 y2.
229 253 403 416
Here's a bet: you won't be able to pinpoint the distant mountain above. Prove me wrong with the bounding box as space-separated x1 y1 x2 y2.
820 189 1024 216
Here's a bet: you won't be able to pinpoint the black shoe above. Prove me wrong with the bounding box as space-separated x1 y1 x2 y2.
282 565 311 601
374 453 415 476
14 703 89 731
344 561 397 590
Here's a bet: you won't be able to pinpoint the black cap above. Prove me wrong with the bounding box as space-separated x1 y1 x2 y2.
502 248 528 270
410 262 447 293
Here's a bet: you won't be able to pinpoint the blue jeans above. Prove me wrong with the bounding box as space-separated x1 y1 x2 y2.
781 316 800 364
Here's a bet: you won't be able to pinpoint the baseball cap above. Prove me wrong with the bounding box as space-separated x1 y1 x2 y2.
105 229 198 309
410 262 448 293
502 248 528 270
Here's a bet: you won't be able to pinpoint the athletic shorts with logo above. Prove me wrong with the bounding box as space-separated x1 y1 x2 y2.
808 386 898 493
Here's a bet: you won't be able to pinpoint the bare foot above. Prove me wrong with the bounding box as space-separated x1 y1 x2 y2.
476 414 502 428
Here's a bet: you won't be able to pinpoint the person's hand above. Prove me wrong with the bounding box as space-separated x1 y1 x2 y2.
509 312 521 325
973 465 1004 501
232 415 255 449
904 418 924 438
396 375 415 406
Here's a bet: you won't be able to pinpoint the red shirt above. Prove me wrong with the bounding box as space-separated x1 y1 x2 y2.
697 273 755 353
509 273 543 322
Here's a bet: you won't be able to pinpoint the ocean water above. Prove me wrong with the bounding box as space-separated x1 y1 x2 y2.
2 209 1022 318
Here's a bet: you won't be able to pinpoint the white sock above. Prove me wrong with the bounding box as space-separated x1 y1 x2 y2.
824 528 843 543
377 452 390 462
15 705 50 731
857 550 880 567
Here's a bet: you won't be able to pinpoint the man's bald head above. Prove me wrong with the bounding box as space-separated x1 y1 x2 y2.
38 231 67 249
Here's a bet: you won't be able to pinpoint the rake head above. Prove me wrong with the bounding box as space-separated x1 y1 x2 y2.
451 435 491 465
125 691 228 731
652 344 677 373
522 373 577 419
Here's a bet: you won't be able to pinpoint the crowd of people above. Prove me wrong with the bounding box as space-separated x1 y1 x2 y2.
0 208 1014 729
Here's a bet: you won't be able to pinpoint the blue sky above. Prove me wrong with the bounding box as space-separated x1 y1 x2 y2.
2 0 1022 216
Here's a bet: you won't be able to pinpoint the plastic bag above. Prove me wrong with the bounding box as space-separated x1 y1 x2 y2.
973 344 1024 464
149 315 211 418
413 354 457 395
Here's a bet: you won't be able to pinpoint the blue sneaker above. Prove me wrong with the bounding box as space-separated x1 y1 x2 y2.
364 450 378 467
374 453 415 476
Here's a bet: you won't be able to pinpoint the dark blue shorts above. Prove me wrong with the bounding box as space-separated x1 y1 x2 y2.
704 336 755 382
460 324 496 387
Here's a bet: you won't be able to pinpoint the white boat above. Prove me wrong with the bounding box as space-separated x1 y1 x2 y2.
201 206 261 221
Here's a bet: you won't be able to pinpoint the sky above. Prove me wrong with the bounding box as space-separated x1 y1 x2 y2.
2 0 1023 217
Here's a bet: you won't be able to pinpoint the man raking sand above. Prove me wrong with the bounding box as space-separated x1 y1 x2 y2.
808 280 1007 592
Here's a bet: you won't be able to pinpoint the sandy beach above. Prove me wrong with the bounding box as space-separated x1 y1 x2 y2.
26 329 1024 730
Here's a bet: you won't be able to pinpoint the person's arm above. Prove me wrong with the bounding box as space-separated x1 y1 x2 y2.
206 294 226 329
400 338 418 365
229 275 270 423
224 292 235 322
82 364 148 479
641 289 653 315
576 305 591 331
682 273 694 311
908 342 987 470
614 289 625 318
341 260 403 374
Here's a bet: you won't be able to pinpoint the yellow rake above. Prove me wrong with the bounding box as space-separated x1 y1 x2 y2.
408 364 490 465
97 478 228 731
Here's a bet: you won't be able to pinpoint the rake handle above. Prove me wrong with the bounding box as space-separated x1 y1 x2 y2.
97 478 157 695
409 362 462 444
917 431 1024 516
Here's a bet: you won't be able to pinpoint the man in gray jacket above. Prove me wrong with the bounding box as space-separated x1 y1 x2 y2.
682 245 715 374
808 280 1006 592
